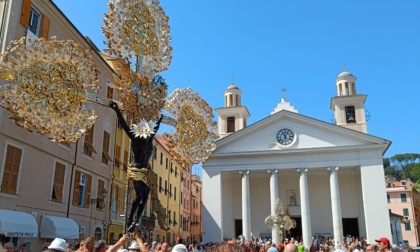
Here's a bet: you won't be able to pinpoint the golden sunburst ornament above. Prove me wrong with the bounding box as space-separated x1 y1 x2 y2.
163 88 218 166
130 119 156 139
0 37 100 143
102 0 172 77
115 73 167 122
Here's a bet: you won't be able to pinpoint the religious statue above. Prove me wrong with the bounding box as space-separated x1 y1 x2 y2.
110 101 163 232
0 0 217 234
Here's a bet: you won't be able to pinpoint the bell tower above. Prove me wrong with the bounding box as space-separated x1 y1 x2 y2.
215 80 250 138
330 68 368 133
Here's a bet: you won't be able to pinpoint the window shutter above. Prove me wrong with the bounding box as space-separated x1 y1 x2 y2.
120 187 125 210
72 170 80 206
86 174 92 208
104 132 110 152
118 186 124 211
52 162 65 202
84 125 96 155
115 145 122 166
97 179 105 209
116 186 121 211
40 15 50 39
123 150 128 171
1 145 22 194
20 0 31 28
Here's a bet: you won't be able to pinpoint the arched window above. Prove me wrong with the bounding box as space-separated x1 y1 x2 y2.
94 227 102 241
109 232 115 244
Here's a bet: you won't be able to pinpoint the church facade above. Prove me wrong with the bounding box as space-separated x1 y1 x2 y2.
202 70 392 248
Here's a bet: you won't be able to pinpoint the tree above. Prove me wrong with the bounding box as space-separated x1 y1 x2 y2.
410 163 420 183
383 153 420 181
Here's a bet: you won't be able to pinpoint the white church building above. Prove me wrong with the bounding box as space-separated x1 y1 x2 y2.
202 70 392 248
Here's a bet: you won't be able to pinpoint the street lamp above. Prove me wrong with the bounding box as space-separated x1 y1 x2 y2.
91 188 108 205
90 188 108 238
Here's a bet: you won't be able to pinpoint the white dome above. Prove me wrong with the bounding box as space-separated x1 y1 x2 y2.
226 84 239 90
337 71 353 78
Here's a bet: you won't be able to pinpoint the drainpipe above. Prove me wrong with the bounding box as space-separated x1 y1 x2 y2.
67 140 79 218
0 0 8 42
395 218 399 246
105 116 119 241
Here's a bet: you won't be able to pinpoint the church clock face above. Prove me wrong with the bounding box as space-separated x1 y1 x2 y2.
276 128 295 145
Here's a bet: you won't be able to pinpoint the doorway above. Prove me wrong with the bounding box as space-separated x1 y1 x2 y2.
342 218 359 238
290 217 302 239
235 219 242 239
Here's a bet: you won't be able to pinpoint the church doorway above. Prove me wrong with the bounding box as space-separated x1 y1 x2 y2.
342 218 359 238
290 217 302 239
235 219 242 239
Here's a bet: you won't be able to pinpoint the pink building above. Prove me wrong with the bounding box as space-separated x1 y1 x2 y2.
190 175 202 242
386 179 420 246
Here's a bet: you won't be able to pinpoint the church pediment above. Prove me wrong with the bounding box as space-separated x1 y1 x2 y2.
215 110 390 155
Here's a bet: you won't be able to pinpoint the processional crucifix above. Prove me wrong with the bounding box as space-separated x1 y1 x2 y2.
265 198 297 241
0 0 218 233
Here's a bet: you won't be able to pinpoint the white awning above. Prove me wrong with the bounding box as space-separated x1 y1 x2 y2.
40 215 79 239
0 209 38 237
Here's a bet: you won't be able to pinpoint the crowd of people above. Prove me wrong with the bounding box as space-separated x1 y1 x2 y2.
202 235 408 252
0 234 408 252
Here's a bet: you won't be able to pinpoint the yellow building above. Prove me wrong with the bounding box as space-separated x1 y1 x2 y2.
152 135 187 244
104 109 130 243
100 52 130 244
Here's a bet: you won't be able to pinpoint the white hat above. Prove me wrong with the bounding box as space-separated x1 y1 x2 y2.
128 241 139 250
172 244 188 252
48 238 67 252
117 249 128 252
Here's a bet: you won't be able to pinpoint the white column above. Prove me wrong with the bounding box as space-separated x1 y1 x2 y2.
348 82 354 95
297 168 311 250
328 166 343 248
268 169 280 244
240 170 251 241
360 164 392 244
202 170 222 242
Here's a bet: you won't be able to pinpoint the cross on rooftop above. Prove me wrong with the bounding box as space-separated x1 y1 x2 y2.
281 87 287 100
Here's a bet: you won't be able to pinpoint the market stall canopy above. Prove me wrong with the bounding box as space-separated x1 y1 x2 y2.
0 209 38 237
40 215 79 239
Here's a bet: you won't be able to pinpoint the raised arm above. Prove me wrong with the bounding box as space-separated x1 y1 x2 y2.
147 114 164 144
106 234 129 252
134 231 149 252
153 114 164 133
110 101 133 139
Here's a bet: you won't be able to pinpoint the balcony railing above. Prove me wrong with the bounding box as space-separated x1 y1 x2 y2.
140 216 155 229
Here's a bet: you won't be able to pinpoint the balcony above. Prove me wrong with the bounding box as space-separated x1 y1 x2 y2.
140 216 155 229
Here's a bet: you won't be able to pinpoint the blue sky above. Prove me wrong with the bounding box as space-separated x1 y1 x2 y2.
53 0 420 159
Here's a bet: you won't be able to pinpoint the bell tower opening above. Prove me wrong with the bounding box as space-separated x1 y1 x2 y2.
227 116 235 132
330 67 368 133
215 80 250 138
